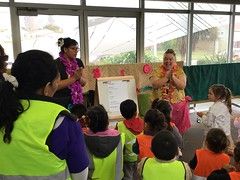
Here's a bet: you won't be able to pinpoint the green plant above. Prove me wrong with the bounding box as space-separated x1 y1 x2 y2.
96 50 159 64
98 51 136 64
197 53 227 65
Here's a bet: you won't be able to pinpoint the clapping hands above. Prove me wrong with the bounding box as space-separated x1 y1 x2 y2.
166 70 172 82
74 67 83 80
166 69 178 82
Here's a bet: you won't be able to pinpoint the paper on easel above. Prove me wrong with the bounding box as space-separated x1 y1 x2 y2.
108 80 129 113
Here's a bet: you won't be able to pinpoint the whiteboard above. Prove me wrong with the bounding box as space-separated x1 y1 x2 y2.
96 76 138 119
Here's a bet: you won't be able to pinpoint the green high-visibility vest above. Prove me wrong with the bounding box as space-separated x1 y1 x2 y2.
0 100 69 179
88 133 125 180
117 121 138 162
142 158 186 180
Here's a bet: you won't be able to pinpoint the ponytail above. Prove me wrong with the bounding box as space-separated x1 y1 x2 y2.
210 84 232 114
225 87 232 114
151 99 173 131
144 109 167 136
0 80 24 143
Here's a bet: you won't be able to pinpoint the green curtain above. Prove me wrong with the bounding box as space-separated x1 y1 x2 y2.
183 63 240 101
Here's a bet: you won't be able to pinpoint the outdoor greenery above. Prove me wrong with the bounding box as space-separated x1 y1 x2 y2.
98 51 136 64
96 27 227 65
97 50 159 64
197 53 227 65
97 48 227 65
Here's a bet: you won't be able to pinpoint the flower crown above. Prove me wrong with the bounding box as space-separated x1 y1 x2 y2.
57 39 64 47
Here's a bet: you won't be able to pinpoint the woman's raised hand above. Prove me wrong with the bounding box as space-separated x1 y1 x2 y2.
74 68 83 80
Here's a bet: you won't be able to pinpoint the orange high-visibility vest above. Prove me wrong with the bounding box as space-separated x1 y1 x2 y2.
229 171 240 180
137 134 154 160
194 149 230 177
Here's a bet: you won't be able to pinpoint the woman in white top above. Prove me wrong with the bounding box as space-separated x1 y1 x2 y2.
197 84 234 154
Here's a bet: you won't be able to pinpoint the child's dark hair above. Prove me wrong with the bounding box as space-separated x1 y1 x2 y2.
151 98 173 131
233 142 240 163
120 99 137 119
71 104 87 128
144 109 167 136
210 84 232 113
71 104 87 119
206 128 229 153
207 169 231 180
86 105 109 133
151 130 178 160
0 50 58 144
0 44 8 71
57 37 78 53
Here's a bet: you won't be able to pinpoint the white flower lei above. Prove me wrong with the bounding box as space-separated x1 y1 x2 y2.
3 73 18 88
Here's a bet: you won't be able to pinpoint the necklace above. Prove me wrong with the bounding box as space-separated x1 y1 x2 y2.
160 65 177 101
59 52 83 104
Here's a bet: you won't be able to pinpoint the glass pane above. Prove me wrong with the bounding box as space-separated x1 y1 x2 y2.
233 16 240 63
236 5 240 12
194 3 230 12
0 7 13 65
88 17 136 65
15 0 80 5
192 15 229 65
86 0 138 8
144 13 188 63
145 1 188 10
19 15 80 59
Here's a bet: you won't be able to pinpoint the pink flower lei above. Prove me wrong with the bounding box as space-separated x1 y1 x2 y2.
59 52 83 104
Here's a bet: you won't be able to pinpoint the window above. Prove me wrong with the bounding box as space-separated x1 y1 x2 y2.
15 0 80 5
144 13 188 63
233 16 240 63
194 3 230 12
88 16 136 64
192 15 229 65
0 1 238 66
236 5 240 12
0 7 13 65
19 15 80 59
86 0 138 8
145 1 188 10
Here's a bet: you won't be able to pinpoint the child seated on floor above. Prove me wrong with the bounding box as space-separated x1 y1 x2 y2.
189 128 230 180
84 105 125 180
133 109 167 160
116 99 144 180
137 130 192 180
207 141 240 180
151 98 183 152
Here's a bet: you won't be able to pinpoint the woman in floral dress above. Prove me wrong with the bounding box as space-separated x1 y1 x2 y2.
150 49 191 134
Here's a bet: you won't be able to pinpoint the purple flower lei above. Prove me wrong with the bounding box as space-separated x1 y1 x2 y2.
59 52 83 104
